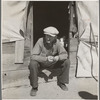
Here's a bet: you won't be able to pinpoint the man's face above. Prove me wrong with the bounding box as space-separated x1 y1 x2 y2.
45 34 57 44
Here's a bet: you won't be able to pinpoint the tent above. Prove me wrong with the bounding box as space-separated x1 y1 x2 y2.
75 1 99 78
2 1 99 78
2 1 28 63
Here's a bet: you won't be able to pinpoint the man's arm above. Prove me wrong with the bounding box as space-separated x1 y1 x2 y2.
57 40 68 61
31 38 47 62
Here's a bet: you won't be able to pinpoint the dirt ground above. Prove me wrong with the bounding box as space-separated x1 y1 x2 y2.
1 38 98 99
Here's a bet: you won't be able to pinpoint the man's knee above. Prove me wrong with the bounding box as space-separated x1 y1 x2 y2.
28 60 40 69
63 59 70 67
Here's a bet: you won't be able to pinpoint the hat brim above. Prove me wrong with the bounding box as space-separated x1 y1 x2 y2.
44 32 56 37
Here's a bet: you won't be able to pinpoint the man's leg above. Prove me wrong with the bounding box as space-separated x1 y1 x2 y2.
28 60 40 96
57 59 70 90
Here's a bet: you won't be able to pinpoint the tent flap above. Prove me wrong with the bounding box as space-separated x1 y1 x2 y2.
76 1 99 77
2 1 27 42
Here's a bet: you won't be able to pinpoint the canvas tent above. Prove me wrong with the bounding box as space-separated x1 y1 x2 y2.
2 1 99 78
2 1 28 63
75 1 99 78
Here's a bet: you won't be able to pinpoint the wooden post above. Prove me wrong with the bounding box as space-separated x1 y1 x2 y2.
30 5 33 55
26 3 33 55
15 39 24 64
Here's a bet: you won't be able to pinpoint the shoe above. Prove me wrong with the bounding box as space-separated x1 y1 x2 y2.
30 88 38 96
57 82 68 91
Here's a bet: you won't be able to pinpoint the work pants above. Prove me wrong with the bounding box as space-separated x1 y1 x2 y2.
28 59 70 88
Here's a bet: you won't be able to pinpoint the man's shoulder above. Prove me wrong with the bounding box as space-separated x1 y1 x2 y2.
38 37 43 42
56 39 64 47
36 38 43 45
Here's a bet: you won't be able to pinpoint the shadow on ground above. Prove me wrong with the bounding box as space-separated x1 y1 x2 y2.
39 68 61 82
78 91 98 100
29 68 61 82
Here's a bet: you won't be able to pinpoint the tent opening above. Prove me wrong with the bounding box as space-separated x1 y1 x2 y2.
33 1 70 52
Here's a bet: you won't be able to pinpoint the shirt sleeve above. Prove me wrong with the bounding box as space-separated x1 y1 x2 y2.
57 40 68 61
31 38 47 62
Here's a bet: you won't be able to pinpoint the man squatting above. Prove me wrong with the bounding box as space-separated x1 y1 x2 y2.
28 26 70 96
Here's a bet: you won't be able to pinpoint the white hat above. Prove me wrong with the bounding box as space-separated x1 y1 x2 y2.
43 26 59 37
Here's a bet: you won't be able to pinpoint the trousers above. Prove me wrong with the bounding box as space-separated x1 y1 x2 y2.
28 59 70 88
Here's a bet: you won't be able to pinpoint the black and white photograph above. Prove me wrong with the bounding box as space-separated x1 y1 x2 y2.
1 0 99 99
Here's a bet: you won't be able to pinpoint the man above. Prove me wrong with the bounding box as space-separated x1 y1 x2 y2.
28 26 70 96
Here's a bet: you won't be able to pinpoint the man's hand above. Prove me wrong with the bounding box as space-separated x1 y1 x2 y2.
47 56 54 62
54 56 59 62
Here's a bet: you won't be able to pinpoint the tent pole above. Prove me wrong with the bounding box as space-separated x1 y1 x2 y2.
30 5 33 55
15 39 24 64
90 23 98 55
89 23 98 81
